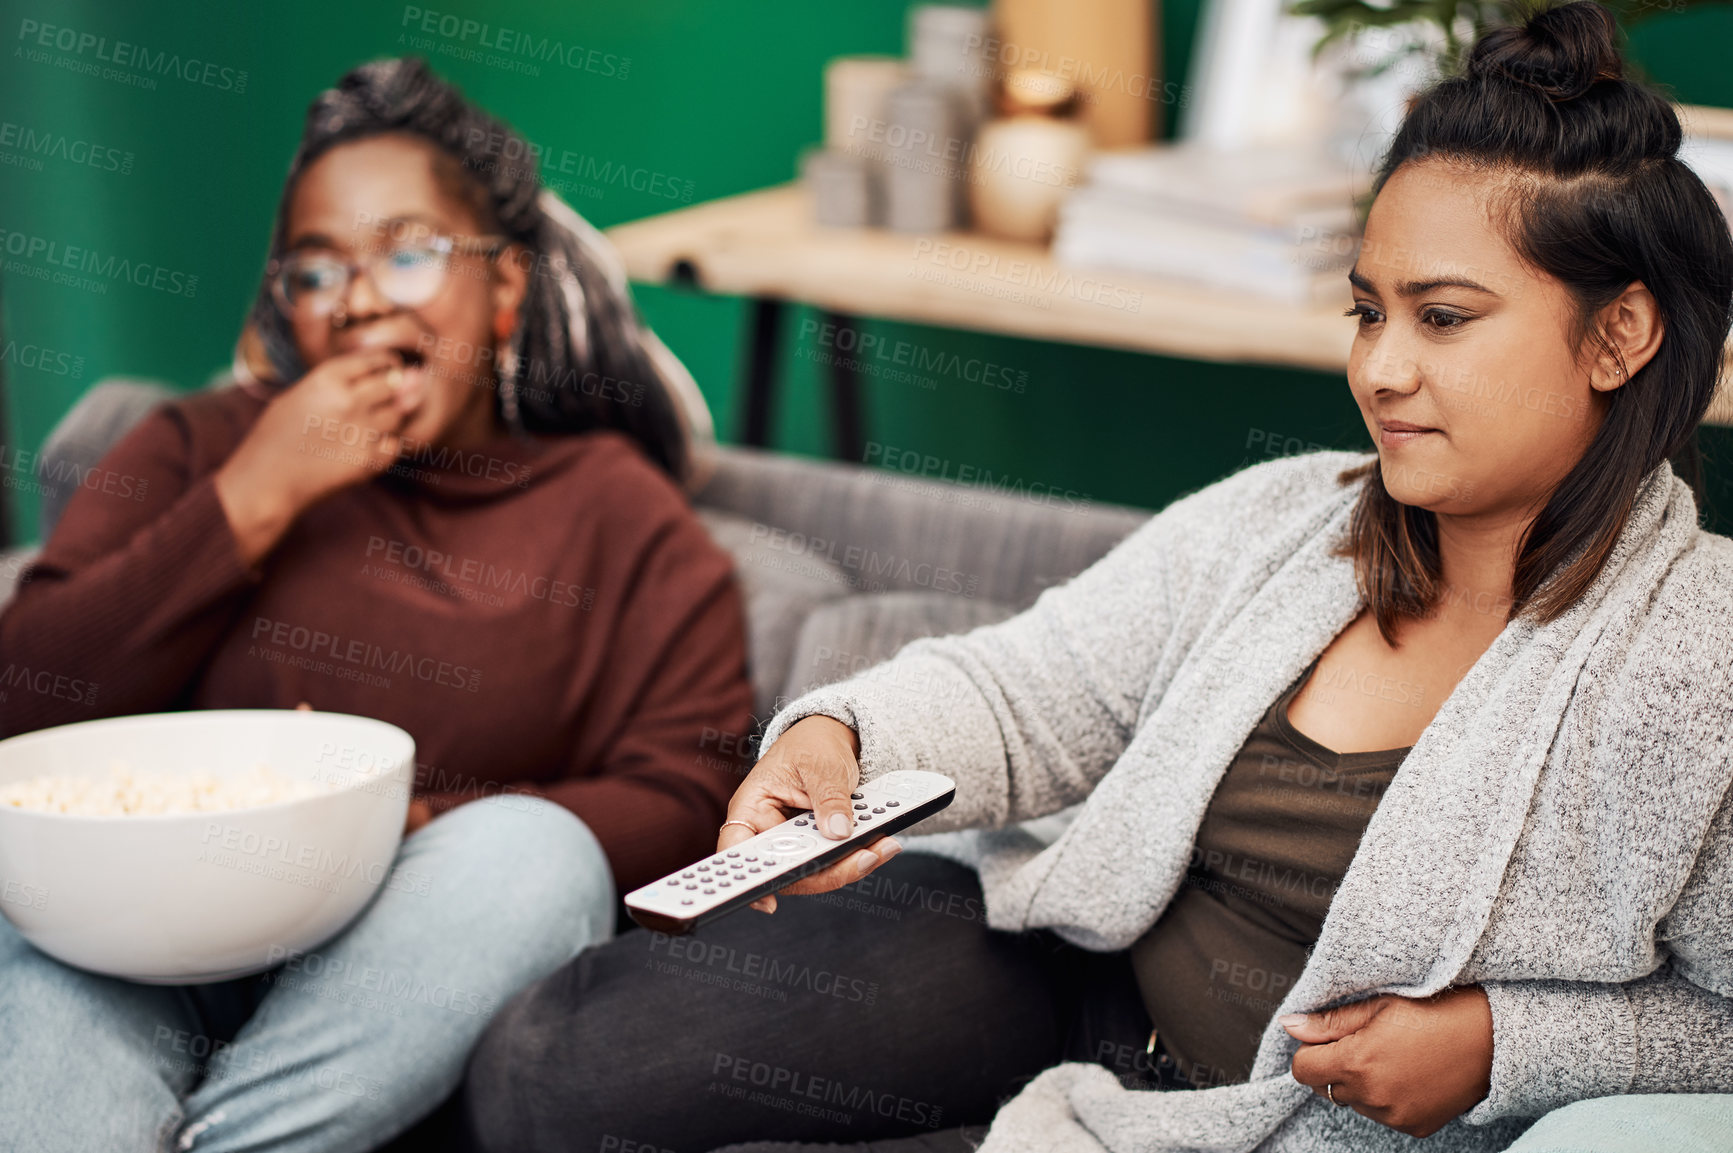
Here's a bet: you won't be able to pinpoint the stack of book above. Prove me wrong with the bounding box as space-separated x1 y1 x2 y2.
1682 134 1733 228
1053 143 1369 307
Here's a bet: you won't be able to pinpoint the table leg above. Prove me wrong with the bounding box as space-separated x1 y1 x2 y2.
739 297 784 448
822 310 865 463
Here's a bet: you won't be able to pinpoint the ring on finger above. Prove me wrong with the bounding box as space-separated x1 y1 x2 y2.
1326 1083 1343 1107
720 819 758 836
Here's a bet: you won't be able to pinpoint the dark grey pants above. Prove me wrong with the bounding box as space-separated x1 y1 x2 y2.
459 853 1194 1153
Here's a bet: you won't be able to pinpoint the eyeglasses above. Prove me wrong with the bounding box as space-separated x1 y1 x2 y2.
267 233 506 319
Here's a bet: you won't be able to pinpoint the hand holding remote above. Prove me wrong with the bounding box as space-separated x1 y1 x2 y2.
719 715 892 914
629 761 952 933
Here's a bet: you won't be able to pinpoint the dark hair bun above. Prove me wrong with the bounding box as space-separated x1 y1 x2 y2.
1468 1 1623 104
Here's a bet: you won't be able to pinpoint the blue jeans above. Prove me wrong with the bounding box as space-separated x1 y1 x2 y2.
0 795 613 1153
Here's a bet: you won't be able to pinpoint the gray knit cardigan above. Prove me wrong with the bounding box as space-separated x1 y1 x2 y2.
759 451 1733 1153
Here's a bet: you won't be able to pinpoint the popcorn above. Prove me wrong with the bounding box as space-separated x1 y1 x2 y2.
0 765 330 816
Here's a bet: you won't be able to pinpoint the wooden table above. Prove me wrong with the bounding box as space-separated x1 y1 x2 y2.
605 182 1733 455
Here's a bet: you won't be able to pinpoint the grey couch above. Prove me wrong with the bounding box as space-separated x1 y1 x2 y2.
0 379 1150 734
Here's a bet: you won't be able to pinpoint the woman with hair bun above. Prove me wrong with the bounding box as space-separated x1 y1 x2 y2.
0 58 754 1152
464 5 1733 1152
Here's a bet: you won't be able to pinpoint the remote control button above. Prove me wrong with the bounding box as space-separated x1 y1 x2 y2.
743 854 758 862
685 883 698 890
747 866 761 873
859 813 873 821
761 857 779 867
711 857 726 865
851 792 864 799
665 878 679 886
794 818 809 826
702 887 716 895
885 800 899 807
681 898 694 906
853 803 867 810
733 872 746 880
726 851 740 859
872 807 885 813
718 880 732 889
697 865 710 872
767 834 812 854
682 871 696 877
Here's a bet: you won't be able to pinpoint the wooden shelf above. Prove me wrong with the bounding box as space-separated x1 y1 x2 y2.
607 184 1355 372
607 182 1733 427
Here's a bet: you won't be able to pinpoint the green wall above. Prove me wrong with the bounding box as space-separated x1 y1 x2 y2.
3 0 1731 544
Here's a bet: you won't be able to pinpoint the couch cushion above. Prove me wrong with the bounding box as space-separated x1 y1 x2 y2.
1500 1093 1733 1152
781 591 1017 706
0 547 37 613
696 508 851 720
695 446 1149 611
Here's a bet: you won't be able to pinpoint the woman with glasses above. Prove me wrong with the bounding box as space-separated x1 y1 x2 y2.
0 58 754 1153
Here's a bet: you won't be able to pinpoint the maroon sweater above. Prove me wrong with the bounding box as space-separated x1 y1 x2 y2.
0 386 755 892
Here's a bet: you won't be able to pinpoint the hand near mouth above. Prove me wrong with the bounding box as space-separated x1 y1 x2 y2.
213 347 420 566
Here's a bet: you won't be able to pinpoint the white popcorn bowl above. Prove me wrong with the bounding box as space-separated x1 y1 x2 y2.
0 709 413 984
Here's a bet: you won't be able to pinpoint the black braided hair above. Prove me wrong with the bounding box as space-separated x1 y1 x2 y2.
245 56 688 479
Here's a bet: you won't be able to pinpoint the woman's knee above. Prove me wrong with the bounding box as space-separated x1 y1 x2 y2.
406 794 615 950
0 932 189 1152
462 962 601 1153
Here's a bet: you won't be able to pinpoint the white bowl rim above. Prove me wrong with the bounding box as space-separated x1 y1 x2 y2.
0 708 415 823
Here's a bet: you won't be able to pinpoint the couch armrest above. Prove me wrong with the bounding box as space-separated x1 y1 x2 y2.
36 379 178 540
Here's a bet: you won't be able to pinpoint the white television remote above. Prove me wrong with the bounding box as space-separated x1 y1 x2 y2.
625 769 956 935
